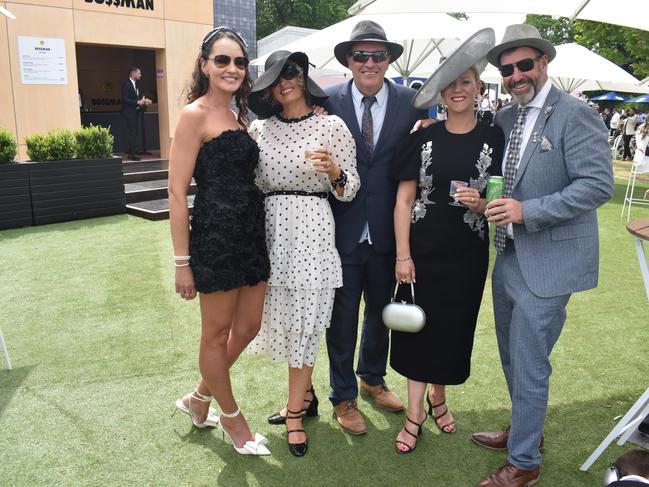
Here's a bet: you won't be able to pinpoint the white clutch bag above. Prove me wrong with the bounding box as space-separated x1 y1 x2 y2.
382 282 426 333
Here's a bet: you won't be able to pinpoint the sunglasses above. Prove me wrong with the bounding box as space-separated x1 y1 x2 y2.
350 50 389 64
208 54 249 69
201 26 248 50
272 63 300 86
498 55 543 77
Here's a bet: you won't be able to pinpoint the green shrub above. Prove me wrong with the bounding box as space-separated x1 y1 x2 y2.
0 128 18 164
25 133 49 161
75 125 114 159
47 129 76 161
25 129 76 161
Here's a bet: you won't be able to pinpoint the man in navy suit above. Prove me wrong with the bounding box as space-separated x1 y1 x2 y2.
121 66 144 161
324 20 428 435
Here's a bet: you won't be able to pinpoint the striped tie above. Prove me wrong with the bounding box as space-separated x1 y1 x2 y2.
494 106 529 255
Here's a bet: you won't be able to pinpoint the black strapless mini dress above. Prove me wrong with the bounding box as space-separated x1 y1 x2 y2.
189 130 270 293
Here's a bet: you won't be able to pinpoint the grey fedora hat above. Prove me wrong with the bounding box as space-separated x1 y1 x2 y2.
413 28 495 109
486 24 556 67
249 50 328 119
334 20 404 68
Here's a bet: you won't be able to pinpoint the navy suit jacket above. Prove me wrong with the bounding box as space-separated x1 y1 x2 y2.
121 79 141 114
324 80 427 256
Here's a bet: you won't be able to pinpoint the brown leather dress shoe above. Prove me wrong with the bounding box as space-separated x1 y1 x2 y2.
473 463 540 487
333 399 367 435
471 427 544 450
360 380 404 412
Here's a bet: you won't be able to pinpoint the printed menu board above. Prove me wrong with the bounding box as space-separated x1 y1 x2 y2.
18 36 68 85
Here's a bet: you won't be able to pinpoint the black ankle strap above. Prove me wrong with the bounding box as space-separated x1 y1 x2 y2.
286 408 303 420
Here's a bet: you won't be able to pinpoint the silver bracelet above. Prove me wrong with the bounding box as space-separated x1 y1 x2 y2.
175 262 190 267
174 255 190 260
396 256 412 262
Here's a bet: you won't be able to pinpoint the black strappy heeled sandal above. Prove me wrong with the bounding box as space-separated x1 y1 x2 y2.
286 408 308 457
268 386 319 425
395 414 426 455
426 391 457 434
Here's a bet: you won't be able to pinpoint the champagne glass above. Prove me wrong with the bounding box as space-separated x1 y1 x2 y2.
305 140 329 167
449 180 468 206
305 142 321 166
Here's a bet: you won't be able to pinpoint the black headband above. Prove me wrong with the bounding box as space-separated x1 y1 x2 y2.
201 26 248 51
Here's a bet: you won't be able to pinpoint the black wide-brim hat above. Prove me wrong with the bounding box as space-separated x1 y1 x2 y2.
249 51 328 119
334 20 404 68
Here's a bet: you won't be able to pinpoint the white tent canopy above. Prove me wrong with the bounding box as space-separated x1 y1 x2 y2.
546 43 642 93
349 0 649 33
251 12 471 82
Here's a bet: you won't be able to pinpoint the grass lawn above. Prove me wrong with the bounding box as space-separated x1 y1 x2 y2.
1 176 648 486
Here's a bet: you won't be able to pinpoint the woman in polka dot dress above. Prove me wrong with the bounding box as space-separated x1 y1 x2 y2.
248 51 360 457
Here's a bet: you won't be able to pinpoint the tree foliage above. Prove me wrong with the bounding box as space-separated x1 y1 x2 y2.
257 0 356 39
525 14 574 45
525 14 649 79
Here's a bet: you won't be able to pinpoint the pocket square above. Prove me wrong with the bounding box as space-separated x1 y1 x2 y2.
540 136 553 152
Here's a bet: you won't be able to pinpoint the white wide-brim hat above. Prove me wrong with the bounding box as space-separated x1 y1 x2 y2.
412 28 495 109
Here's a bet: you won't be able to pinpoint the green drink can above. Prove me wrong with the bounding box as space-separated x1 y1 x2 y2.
486 176 504 202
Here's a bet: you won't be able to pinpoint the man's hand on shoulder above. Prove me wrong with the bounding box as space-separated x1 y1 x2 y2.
411 118 437 133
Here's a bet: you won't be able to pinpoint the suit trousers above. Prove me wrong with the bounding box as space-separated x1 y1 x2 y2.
492 240 570 470
123 111 138 156
326 241 393 405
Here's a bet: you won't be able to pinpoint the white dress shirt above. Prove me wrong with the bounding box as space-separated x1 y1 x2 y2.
130 77 138 97
504 80 552 238
619 475 649 485
350 80 389 244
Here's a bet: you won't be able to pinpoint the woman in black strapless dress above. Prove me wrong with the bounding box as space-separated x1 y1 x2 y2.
168 27 271 456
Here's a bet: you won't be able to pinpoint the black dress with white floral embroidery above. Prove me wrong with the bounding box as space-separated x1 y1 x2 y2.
390 121 504 384
189 130 270 293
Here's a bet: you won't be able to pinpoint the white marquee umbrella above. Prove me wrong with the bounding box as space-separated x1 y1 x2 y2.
350 0 649 33
251 12 471 83
546 43 641 93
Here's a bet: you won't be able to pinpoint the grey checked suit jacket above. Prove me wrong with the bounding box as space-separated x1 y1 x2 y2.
494 85 614 298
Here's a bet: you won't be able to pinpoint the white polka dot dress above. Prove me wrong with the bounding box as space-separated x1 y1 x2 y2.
247 112 359 368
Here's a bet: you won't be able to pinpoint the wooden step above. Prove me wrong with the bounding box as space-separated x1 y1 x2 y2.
126 195 194 221
124 178 196 204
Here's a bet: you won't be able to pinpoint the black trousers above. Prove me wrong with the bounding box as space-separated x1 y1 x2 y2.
123 110 138 156
623 133 633 159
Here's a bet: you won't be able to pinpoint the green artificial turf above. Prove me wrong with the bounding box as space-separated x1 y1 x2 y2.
1 177 648 486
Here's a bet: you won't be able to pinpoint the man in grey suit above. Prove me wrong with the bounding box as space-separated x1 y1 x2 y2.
472 25 614 487
324 20 428 435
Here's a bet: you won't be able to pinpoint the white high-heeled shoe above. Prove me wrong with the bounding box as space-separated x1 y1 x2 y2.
174 389 219 429
219 408 271 456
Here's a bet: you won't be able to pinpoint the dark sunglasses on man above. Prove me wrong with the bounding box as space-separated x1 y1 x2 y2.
498 55 543 77
349 50 389 64
208 54 249 69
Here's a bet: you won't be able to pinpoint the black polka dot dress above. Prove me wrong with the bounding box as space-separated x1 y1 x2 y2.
247 112 359 368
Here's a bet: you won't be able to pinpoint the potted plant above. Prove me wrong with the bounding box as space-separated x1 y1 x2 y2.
0 128 32 230
26 126 125 225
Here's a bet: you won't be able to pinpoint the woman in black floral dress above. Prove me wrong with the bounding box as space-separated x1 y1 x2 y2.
168 27 271 456
390 29 504 454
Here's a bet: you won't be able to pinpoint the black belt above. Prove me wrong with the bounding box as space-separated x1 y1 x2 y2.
265 190 328 198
